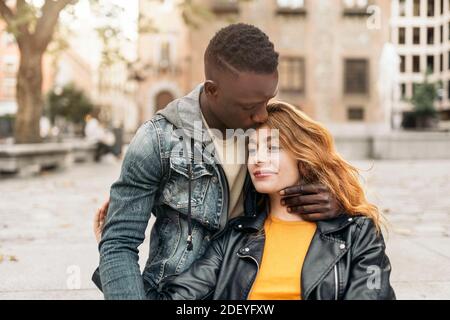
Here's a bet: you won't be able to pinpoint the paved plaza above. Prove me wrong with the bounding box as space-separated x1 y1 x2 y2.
0 158 449 299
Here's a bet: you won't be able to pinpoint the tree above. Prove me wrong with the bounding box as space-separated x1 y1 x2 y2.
409 73 439 128
0 0 244 144
47 84 94 125
411 76 438 117
0 0 75 144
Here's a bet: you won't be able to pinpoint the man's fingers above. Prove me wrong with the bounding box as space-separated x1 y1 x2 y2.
100 200 109 215
282 194 330 207
94 208 102 224
280 184 303 196
280 183 328 196
288 204 330 214
298 183 328 194
94 200 109 230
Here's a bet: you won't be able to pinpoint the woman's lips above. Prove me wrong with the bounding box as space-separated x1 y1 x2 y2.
253 170 277 178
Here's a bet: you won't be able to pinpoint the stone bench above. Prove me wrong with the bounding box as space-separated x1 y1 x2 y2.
0 140 97 176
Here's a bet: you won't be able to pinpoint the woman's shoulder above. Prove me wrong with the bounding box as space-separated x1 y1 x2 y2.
345 214 386 247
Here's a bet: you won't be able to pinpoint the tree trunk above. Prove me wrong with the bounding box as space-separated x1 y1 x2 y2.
14 49 44 144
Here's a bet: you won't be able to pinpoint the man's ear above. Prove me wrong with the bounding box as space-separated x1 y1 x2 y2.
204 80 218 97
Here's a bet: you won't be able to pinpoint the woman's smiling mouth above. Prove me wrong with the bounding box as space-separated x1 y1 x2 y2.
253 169 277 178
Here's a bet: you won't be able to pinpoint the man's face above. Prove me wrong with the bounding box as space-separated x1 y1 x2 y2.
207 70 279 130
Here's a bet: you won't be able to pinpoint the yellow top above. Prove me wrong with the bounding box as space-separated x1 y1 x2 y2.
248 215 317 300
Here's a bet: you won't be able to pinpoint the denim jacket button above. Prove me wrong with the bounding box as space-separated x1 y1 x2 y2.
340 244 346 250
212 176 218 184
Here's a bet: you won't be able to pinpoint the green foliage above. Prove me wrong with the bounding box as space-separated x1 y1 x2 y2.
411 77 439 116
46 84 94 124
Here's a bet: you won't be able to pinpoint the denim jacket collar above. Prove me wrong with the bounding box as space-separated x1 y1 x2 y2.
157 83 214 146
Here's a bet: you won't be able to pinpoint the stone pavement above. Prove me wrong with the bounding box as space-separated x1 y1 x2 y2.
0 158 449 300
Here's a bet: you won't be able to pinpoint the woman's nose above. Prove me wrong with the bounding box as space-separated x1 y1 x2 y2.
255 148 269 164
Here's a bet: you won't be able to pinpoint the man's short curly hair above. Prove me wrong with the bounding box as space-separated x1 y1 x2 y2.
204 23 279 76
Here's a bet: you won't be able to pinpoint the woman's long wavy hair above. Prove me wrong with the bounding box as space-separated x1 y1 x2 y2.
263 101 383 232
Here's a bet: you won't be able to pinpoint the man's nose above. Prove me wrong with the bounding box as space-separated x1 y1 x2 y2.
252 106 269 125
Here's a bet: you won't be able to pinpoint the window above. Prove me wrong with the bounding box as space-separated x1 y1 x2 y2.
1 78 16 99
1 33 15 47
448 80 450 99
428 0 435 16
276 0 306 14
399 0 406 16
448 51 450 70
344 59 369 95
441 0 445 14
279 57 305 94
426 55 434 73
400 83 407 99
347 107 365 121
427 27 434 44
440 53 444 72
441 25 444 43
414 0 421 16
398 27 406 44
211 0 239 14
400 55 406 73
1 56 18 77
159 41 171 70
413 55 421 73
343 0 370 16
413 27 421 44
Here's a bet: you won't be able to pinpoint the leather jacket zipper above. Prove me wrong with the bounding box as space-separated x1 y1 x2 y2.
334 264 339 300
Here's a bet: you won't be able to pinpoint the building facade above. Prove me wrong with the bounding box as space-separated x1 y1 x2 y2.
137 0 391 132
391 0 450 120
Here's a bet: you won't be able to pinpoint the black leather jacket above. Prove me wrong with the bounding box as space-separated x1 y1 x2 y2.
150 202 396 300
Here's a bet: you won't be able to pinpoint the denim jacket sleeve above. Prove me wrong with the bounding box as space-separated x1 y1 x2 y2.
98 121 163 300
343 218 396 300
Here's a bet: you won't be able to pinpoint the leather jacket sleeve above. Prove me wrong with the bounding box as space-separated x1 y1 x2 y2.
343 218 396 300
149 235 226 300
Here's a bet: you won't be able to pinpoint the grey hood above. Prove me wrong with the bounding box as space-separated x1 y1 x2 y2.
157 83 214 146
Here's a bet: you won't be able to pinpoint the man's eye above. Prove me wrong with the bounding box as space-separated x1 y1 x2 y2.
243 104 256 111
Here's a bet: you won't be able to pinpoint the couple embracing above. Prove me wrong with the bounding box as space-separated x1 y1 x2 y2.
91 23 395 300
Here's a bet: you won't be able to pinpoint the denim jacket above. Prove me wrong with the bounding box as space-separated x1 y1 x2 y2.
94 84 257 299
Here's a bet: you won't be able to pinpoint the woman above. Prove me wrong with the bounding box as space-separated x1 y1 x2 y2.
94 101 395 300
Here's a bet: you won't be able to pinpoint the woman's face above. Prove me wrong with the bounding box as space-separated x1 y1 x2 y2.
247 125 300 194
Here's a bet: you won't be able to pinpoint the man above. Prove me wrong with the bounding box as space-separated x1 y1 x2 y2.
93 23 342 300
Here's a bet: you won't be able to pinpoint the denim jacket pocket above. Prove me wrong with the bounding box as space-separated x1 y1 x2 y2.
163 156 214 213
